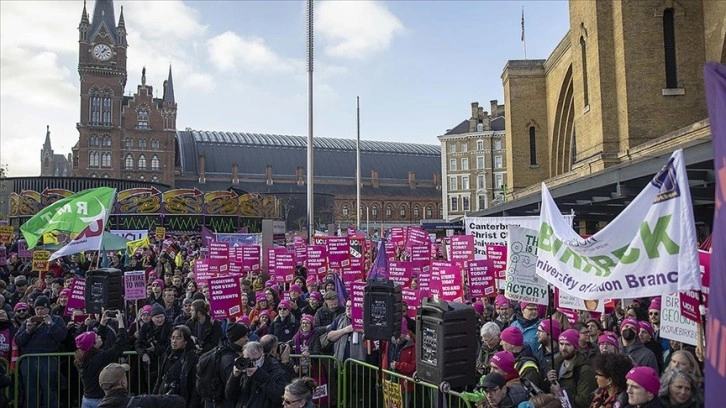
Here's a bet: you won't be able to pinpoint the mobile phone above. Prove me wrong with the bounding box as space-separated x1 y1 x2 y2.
107 310 118 318
30 316 44 323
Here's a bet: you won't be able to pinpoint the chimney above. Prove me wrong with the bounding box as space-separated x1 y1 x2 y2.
408 171 416 189
433 173 441 190
371 169 379 188
265 165 273 185
198 155 206 183
491 99 502 117
296 166 304 185
470 102 479 132
232 163 239 184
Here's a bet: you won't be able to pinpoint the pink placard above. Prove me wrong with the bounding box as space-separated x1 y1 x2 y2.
294 240 307 265
194 259 214 287
342 258 364 291
229 261 243 274
209 275 242 320
209 241 229 274
411 245 431 277
401 288 420 319
389 261 412 288
351 281 366 332
326 236 350 269
385 241 397 262
486 245 508 278
433 261 464 302
699 249 710 307
679 291 701 322
65 278 86 316
123 270 147 301
275 251 296 283
240 245 261 272
448 235 475 267
18 241 31 258
467 259 496 299
390 227 406 247
306 245 328 277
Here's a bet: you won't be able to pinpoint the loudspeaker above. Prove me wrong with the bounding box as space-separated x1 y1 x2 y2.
85 268 124 314
416 298 477 389
363 279 402 340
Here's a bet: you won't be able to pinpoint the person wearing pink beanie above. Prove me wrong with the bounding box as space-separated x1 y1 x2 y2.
494 295 515 329
500 326 542 387
597 331 620 354
489 351 518 382
620 318 659 372
534 319 561 370
511 301 542 355
625 366 661 406
287 284 305 320
546 329 598 408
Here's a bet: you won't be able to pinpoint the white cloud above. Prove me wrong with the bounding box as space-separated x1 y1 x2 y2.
316 1 403 60
206 31 302 74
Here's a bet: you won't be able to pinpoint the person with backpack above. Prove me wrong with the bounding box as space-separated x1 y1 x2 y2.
197 323 249 408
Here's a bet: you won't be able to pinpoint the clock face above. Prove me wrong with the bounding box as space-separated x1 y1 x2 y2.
93 44 112 61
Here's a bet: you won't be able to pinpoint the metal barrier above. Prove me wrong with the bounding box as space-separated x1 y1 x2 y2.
0 357 9 403
288 353 340 408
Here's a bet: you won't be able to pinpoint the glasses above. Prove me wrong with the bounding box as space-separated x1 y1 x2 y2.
16 309 27 313
283 397 304 405
278 308 288 311
649 312 660 316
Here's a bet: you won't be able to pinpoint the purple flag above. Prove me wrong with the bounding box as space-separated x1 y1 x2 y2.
705 62 726 405
366 239 388 280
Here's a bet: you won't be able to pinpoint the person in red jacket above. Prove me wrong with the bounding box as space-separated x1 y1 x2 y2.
386 317 418 406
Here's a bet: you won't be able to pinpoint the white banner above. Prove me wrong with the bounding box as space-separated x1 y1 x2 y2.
110 229 148 241
660 293 698 346
465 215 574 259
505 226 548 305
535 149 701 300
50 216 106 261
557 291 604 313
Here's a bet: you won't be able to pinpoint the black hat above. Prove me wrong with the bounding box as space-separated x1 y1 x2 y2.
150 303 165 317
227 323 249 342
481 372 506 391
34 295 51 309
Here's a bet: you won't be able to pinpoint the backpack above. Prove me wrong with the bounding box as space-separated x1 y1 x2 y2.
196 346 226 401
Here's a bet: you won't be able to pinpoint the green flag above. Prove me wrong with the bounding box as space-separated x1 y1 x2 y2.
20 187 116 249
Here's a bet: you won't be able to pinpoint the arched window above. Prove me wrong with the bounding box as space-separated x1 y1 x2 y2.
124 154 134 169
529 126 537 165
663 8 678 88
89 152 99 167
138 155 146 169
88 136 98 146
138 139 147 149
151 139 160 149
89 90 112 125
101 152 111 167
137 109 150 129
102 97 111 124
371 206 379 219
399 207 406 219
342 205 349 217
386 205 393 219
151 155 160 170
426 206 433 219
124 138 133 149
580 36 589 107
413 206 420 218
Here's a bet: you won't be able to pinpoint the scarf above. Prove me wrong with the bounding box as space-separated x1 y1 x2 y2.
294 328 315 353
590 387 621 408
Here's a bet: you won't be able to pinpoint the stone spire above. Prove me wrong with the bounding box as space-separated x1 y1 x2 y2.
163 65 175 103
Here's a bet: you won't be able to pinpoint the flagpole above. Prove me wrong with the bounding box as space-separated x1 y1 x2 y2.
521 6 527 60
356 96 361 231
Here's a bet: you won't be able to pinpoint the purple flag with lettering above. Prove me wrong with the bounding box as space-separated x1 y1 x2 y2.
705 62 726 405
366 239 388 280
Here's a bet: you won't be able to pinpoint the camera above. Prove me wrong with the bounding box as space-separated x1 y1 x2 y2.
30 316 44 324
234 356 255 370
106 310 117 318
277 343 287 356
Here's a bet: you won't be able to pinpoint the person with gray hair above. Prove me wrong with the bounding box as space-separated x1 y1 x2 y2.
225 340 289 408
282 377 318 408
658 369 703 408
476 322 503 376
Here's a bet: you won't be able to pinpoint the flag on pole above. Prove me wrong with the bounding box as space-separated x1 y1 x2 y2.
48 209 109 261
20 187 116 249
521 7 525 42
366 239 388 280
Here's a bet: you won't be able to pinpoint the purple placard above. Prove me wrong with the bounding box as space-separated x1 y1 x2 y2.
679 291 701 323
404 226 429 255
0 247 6 266
433 261 463 302
194 259 214 287
305 245 328 278
240 245 261 272
486 245 508 278
209 241 229 274
275 251 295 283
389 261 412 288
209 275 242 320
350 280 366 332
65 278 86 316
402 288 428 319
123 270 147 300
17 240 31 258
390 227 406 247
448 235 475 267
467 259 496 299
326 236 350 269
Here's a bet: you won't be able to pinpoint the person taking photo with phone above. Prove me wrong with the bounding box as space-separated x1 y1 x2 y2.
224 341 289 408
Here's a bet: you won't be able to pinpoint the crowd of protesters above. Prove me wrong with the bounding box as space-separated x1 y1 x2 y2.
0 230 707 408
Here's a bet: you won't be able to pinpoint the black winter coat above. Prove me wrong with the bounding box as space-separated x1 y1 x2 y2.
224 355 289 408
79 327 129 399
97 389 184 408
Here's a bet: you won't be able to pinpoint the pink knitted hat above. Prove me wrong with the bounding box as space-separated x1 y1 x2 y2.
538 319 562 339
75 331 97 352
500 326 523 347
626 366 660 395
490 351 516 375
558 329 580 349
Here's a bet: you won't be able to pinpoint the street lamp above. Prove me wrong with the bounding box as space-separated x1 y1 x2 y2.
359 203 370 237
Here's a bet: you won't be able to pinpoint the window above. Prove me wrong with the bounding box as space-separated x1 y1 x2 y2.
495 174 504 189
101 152 111 167
477 156 485 169
494 139 502 150
342 206 349 217
89 152 99 167
448 144 456 153
478 195 487 210
580 36 589 106
529 127 537 165
413 206 420 218
138 155 147 169
151 155 160 170
663 8 678 89
124 138 133 149
450 197 458 212
151 139 160 149
477 175 485 189
124 154 134 169
461 143 467 152
386 205 393 218
138 139 147 149
371 207 379 218
449 176 457 191
495 155 503 168
103 136 111 147
137 109 150 129
425 206 433 218
476 140 484 150
461 158 469 171
461 176 469 190
462 197 470 212
89 136 99 146
89 94 112 125
400 208 406 219
449 159 457 171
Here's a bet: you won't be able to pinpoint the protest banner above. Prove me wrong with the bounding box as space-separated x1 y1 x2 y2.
229 261 243 274
155 227 166 240
239 245 261 272
432 261 463 302
343 257 364 289
294 238 307 266
536 150 701 300
385 240 397 262
124 270 147 300
467 259 496 299
110 229 148 241
660 293 698 346
350 281 366 331
678 290 701 323
194 259 214 287
66 278 86 316
215 233 262 246
326 236 350 269
389 227 406 247
448 235 475 268
32 250 51 271
382 379 404 408
403 226 429 257
389 261 412 288
209 275 242 320
208 241 229 274
401 288 422 319
0 226 13 244
274 251 295 283
506 226 548 306
556 290 602 313
306 245 328 278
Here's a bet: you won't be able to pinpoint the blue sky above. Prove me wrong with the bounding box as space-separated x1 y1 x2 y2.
0 1 570 176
